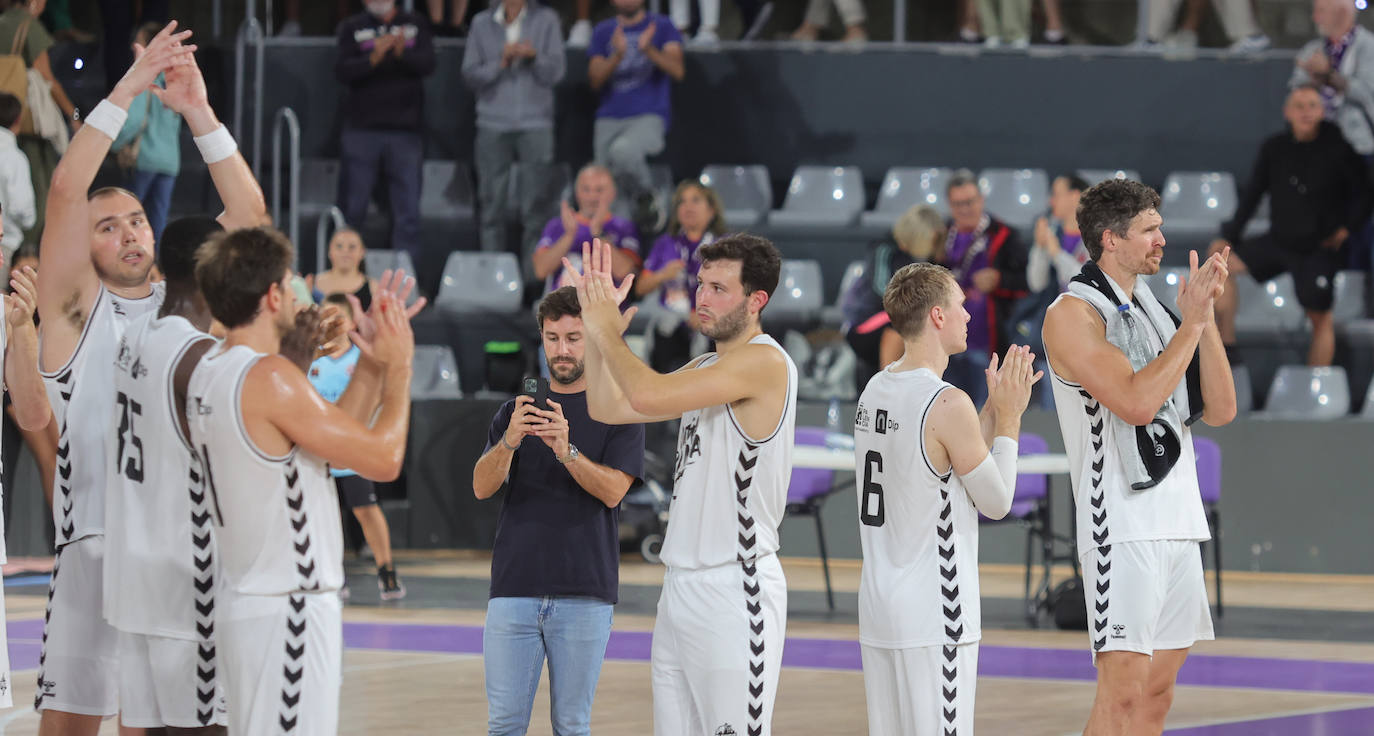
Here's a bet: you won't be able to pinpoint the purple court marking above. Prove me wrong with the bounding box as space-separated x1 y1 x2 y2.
1164 706 1374 735
335 621 1374 696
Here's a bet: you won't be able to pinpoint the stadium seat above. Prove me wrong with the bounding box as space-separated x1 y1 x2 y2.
1364 378 1374 419
768 259 825 327
297 158 342 221
434 252 523 315
363 250 421 307
1232 364 1253 414
859 167 952 228
785 427 851 610
1077 169 1142 185
980 432 1058 626
419 160 475 220
698 164 772 227
1193 435 1224 616
1234 273 1307 335
768 166 865 228
1263 365 1351 419
410 345 462 400
1161 171 1238 222
1333 270 1368 324
978 168 1049 230
821 260 867 328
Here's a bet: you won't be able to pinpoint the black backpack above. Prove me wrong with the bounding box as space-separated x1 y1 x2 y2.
1049 575 1088 631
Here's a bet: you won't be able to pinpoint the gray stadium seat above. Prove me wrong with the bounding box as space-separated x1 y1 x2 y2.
1333 270 1368 324
1160 171 1238 223
1231 363 1253 414
822 260 867 328
1364 377 1374 418
298 158 342 220
363 250 421 307
768 259 825 326
698 165 772 227
1234 273 1306 335
1077 169 1142 185
411 345 462 400
419 160 475 220
1263 365 1350 419
978 168 1049 230
768 166 865 228
860 167 952 228
435 252 523 315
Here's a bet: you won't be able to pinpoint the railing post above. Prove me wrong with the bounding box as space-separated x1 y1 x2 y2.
271 107 301 265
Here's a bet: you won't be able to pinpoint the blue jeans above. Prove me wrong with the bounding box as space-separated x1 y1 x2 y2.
338 128 423 266
484 596 614 736
128 169 175 244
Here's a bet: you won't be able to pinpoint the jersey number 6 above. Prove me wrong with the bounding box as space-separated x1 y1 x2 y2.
860 449 885 527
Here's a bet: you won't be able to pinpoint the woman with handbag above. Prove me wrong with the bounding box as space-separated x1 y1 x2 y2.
111 22 182 242
0 0 76 248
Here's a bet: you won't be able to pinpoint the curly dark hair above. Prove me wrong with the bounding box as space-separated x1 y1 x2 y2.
195 227 295 329
696 233 782 308
536 286 581 331
1077 179 1162 261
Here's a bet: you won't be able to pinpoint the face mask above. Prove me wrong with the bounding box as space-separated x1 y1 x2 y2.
366 0 395 17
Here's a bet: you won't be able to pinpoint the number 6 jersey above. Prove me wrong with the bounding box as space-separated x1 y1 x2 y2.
854 366 983 650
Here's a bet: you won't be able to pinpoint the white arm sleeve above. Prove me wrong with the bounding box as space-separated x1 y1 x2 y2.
958 436 1018 520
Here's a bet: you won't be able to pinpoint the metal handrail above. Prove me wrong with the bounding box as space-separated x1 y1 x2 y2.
271 107 301 262
231 17 260 156
316 206 347 276
253 16 266 180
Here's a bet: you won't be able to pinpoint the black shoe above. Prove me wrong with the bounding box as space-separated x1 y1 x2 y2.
378 565 406 601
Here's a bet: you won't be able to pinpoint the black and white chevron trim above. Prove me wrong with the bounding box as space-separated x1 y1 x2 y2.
188 457 217 724
33 549 61 710
733 442 765 736
284 462 320 592
937 479 964 645
54 371 73 543
1080 390 1112 652
941 645 959 736
280 594 307 732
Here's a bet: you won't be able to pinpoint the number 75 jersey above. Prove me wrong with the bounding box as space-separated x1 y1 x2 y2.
853 367 982 650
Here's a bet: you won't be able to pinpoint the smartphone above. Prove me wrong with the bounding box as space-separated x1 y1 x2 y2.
520 376 550 412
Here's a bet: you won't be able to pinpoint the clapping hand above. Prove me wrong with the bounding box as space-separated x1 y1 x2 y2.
561 239 638 340
6 266 36 332
638 21 657 52
988 344 1043 418
115 22 195 105
348 269 426 359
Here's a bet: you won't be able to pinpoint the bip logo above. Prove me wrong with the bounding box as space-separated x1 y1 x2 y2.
874 409 898 434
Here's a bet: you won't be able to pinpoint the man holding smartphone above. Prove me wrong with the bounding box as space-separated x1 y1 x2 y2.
472 285 645 735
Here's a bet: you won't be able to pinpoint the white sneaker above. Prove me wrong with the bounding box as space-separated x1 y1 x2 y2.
690 27 720 47
1163 29 1198 50
1229 34 1271 54
568 19 593 47
1009 37 1030 50
277 19 301 37
983 36 1002 48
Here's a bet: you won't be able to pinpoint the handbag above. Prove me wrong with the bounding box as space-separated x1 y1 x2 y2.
116 94 152 171
0 15 30 132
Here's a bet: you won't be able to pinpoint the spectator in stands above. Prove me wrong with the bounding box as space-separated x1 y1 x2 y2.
532 164 642 295
0 0 75 249
841 203 945 389
311 227 380 311
1210 84 1372 367
791 0 867 43
977 0 1031 48
463 0 565 255
0 93 34 261
472 286 644 736
636 180 725 372
1143 0 1269 52
669 0 775 44
1027 174 1089 293
111 22 182 244
334 0 436 269
941 169 1029 405
588 0 685 232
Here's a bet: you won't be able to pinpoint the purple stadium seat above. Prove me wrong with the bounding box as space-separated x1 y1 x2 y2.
1193 435 1224 615
979 432 1059 625
786 426 848 610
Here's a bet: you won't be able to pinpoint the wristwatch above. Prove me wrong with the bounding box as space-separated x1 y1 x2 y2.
557 444 580 465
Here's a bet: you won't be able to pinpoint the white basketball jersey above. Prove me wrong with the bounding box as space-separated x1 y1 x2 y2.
186 344 343 597
660 334 797 571
1046 294 1211 555
42 283 165 546
854 367 982 649
105 313 218 639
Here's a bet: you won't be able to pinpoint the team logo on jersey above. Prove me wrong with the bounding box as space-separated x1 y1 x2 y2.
194 397 213 415
674 415 702 483
874 409 898 434
0 673 8 695
115 341 131 371
1111 624 1126 640
855 404 870 431
112 301 126 316
714 725 737 736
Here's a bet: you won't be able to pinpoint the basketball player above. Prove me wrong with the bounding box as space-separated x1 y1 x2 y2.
1041 179 1237 736
187 227 415 736
35 22 269 731
564 236 794 736
854 262 1040 735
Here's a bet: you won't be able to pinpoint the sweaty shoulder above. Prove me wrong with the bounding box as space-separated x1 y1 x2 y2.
722 342 787 378
245 354 311 400
1043 294 1106 382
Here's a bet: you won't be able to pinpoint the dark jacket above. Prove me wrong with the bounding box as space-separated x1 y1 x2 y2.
944 216 1029 355
335 10 437 132
1223 120 1374 249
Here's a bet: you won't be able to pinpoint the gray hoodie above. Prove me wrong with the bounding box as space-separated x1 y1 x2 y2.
462 0 566 132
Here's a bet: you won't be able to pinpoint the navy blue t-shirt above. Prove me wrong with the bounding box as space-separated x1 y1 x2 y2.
484 390 644 604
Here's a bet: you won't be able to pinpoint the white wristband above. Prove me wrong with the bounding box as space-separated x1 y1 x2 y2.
83 100 127 141
194 125 238 164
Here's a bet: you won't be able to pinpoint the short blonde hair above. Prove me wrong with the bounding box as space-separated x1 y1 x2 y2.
891 204 946 261
884 262 957 340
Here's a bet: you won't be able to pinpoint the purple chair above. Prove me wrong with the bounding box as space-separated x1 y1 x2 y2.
1193 435 1223 617
786 427 846 611
980 432 1057 625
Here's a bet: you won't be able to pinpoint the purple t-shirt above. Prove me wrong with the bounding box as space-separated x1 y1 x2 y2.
643 231 710 313
588 14 682 126
947 230 992 352
536 215 641 294
484 391 644 604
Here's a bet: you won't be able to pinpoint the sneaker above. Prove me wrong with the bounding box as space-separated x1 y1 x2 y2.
959 27 983 44
1041 28 1067 45
1163 29 1198 50
689 27 720 48
1229 33 1271 54
378 565 406 601
277 20 302 37
740 1 773 41
983 36 1002 49
568 19 593 48
841 25 868 45
790 22 820 42
1008 36 1030 50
